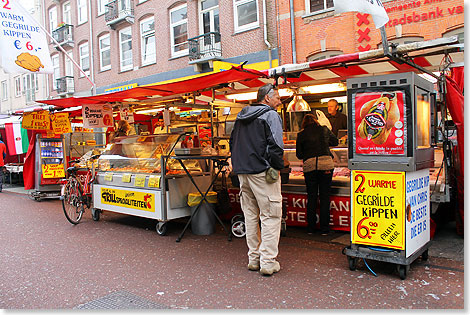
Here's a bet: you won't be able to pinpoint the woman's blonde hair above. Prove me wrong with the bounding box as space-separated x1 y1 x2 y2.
301 113 319 129
117 120 130 132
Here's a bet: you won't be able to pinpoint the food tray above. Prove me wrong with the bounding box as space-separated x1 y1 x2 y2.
175 148 202 156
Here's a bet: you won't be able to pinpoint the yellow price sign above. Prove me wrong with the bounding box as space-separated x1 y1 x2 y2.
50 112 72 134
104 172 113 182
134 175 146 187
42 164 65 178
22 110 50 130
351 170 405 250
148 175 161 188
122 173 131 183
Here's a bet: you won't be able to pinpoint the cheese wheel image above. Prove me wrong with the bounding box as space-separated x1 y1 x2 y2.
357 92 400 145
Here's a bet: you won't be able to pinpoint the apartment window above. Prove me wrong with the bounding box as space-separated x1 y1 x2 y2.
170 4 188 57
62 1 71 25
1 81 7 101
49 7 57 32
65 51 73 76
24 74 36 103
52 54 60 89
233 0 259 32
97 0 108 16
99 34 111 71
377 36 424 49
307 50 343 61
138 0 148 3
306 0 334 14
77 0 88 24
14 76 21 97
119 27 133 71
443 26 464 44
140 17 156 65
79 42 90 76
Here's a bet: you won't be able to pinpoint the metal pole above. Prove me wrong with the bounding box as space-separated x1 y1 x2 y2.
289 0 297 64
380 26 390 56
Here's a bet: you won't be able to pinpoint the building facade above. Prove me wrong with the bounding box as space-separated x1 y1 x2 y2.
277 0 464 64
45 0 280 98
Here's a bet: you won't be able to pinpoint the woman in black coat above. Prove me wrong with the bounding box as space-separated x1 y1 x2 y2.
296 114 338 235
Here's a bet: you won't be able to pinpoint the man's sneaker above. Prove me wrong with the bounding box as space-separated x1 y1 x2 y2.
260 261 280 276
247 262 260 271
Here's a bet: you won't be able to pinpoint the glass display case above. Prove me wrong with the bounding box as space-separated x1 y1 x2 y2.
66 131 107 160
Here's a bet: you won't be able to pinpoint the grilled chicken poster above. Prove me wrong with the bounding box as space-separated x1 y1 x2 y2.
354 91 405 155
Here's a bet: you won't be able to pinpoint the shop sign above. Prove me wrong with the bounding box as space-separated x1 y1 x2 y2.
119 105 134 123
104 172 113 182
121 173 131 183
22 110 50 130
354 91 405 155
134 174 146 187
82 104 113 128
100 187 155 212
227 189 351 231
50 112 71 134
41 164 65 178
351 170 405 249
148 175 161 188
405 169 430 257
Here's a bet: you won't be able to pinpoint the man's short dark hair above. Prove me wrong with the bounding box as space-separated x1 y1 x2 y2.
328 99 339 106
256 83 277 103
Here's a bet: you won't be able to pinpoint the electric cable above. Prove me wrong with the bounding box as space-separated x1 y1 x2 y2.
363 258 378 277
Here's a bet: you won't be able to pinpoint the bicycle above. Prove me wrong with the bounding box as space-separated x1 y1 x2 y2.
60 154 101 224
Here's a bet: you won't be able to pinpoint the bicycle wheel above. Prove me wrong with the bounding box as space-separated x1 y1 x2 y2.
61 177 84 224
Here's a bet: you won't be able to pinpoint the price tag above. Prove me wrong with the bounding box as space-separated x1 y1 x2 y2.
104 172 113 182
148 175 161 188
134 174 146 187
122 173 131 183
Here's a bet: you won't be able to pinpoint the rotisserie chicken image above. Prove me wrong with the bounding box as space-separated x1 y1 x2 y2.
357 92 400 145
15 52 44 72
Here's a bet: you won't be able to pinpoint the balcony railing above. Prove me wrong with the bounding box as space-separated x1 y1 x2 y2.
188 32 222 63
105 0 134 28
56 76 75 95
52 24 74 49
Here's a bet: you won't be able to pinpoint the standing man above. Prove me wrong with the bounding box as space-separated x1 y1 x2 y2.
326 99 347 138
230 83 284 276
0 135 7 192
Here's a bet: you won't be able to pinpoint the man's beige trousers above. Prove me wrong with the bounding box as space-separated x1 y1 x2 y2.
238 172 282 269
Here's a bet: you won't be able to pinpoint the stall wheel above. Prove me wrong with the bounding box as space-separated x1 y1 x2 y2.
421 249 429 261
156 222 168 236
347 256 357 271
231 220 246 238
231 214 244 225
397 264 410 280
91 208 101 221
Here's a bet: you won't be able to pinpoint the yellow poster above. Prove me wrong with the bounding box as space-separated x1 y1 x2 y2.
50 113 71 134
22 110 50 130
42 164 65 178
100 187 155 212
134 174 146 187
148 175 161 188
351 170 405 250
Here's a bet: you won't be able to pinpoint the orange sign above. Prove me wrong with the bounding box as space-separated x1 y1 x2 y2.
51 112 71 134
22 110 50 130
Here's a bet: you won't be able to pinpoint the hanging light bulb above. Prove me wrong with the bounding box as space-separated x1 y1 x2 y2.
287 94 311 112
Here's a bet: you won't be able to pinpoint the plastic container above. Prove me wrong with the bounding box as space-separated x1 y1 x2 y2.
187 191 218 235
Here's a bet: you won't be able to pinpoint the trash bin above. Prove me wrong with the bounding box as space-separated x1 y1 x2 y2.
187 191 218 235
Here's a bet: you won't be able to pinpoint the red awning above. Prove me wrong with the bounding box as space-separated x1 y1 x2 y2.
36 66 268 109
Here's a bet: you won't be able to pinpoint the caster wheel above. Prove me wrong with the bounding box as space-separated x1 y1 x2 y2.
397 264 409 280
231 220 246 238
348 256 357 271
231 214 244 225
156 222 168 236
91 208 101 221
421 249 429 261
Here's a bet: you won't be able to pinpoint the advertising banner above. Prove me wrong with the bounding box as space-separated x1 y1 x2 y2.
22 110 50 130
198 125 212 148
41 164 65 178
100 187 155 212
334 0 389 29
405 169 430 257
227 189 351 231
0 1 53 74
119 105 134 123
82 104 113 128
351 170 405 249
354 91 406 155
50 112 71 134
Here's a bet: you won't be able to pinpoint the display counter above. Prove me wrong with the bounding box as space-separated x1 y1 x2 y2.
92 134 211 234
